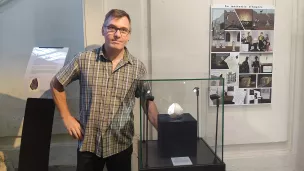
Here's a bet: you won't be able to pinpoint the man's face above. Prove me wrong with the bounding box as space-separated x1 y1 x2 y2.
102 16 131 50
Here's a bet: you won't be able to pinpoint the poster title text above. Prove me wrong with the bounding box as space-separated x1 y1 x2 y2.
224 5 264 9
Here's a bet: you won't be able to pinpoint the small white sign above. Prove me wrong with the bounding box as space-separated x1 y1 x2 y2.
171 157 192 166
24 47 69 99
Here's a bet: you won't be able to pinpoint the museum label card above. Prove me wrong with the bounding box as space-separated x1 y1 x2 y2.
24 47 69 99
171 157 192 166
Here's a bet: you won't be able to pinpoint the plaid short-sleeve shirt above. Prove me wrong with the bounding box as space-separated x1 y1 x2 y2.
55 46 147 157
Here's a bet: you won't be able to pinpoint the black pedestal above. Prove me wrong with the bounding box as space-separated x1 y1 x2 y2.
18 98 55 171
158 113 197 157
138 139 225 171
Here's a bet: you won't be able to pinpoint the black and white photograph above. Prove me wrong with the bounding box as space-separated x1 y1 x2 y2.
211 53 229 69
241 89 259 104
242 88 272 104
240 30 274 52
252 9 275 30
259 54 273 73
238 53 273 73
211 52 239 71
211 70 238 87
211 31 241 52
210 71 225 87
209 86 237 105
209 86 224 105
224 9 243 30
239 74 257 88
225 86 237 104
257 74 272 88
260 88 272 103
225 88 272 105
212 9 225 40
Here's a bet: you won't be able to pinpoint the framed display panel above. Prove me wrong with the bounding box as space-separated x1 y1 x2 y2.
138 78 225 171
210 4 275 106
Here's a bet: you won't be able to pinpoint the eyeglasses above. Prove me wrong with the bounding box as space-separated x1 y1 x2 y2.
104 25 130 36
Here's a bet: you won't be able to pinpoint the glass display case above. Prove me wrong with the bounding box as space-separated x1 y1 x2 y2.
137 78 225 171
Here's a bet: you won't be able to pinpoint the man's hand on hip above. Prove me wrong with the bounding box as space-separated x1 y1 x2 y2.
62 115 84 140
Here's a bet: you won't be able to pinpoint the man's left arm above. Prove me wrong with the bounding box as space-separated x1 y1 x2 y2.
147 101 159 130
136 63 159 130
138 93 159 130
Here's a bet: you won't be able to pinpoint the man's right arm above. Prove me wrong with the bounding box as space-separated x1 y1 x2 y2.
50 54 83 140
50 77 70 120
50 77 83 140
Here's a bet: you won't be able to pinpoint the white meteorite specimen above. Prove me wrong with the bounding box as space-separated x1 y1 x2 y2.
168 103 183 118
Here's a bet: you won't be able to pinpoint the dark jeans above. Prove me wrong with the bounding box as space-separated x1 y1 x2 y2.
76 145 133 171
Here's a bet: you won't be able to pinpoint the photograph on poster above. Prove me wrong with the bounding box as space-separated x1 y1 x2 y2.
211 31 240 52
239 74 257 88
233 88 272 105
238 53 273 73
224 9 243 30
209 86 237 105
240 30 273 52
209 86 222 105
212 8 225 40
257 74 272 88
260 88 272 103
259 54 273 73
211 52 239 71
211 70 238 86
252 9 275 30
210 71 223 87
209 86 272 105
234 9 253 30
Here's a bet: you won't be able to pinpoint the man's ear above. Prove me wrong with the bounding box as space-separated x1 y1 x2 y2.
101 26 106 36
126 32 131 42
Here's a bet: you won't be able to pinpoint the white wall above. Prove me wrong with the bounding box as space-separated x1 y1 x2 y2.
290 0 304 170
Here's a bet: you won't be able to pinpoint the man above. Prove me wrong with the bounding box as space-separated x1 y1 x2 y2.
252 56 260 73
258 32 265 51
246 32 252 51
50 9 159 171
240 56 249 73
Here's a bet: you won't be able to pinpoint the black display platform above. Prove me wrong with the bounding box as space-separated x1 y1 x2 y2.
18 98 55 171
138 138 225 171
158 113 197 157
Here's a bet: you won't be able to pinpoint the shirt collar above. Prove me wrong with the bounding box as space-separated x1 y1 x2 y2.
96 44 134 65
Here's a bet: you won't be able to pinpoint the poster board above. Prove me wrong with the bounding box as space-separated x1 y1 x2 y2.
209 4 275 106
24 47 69 99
